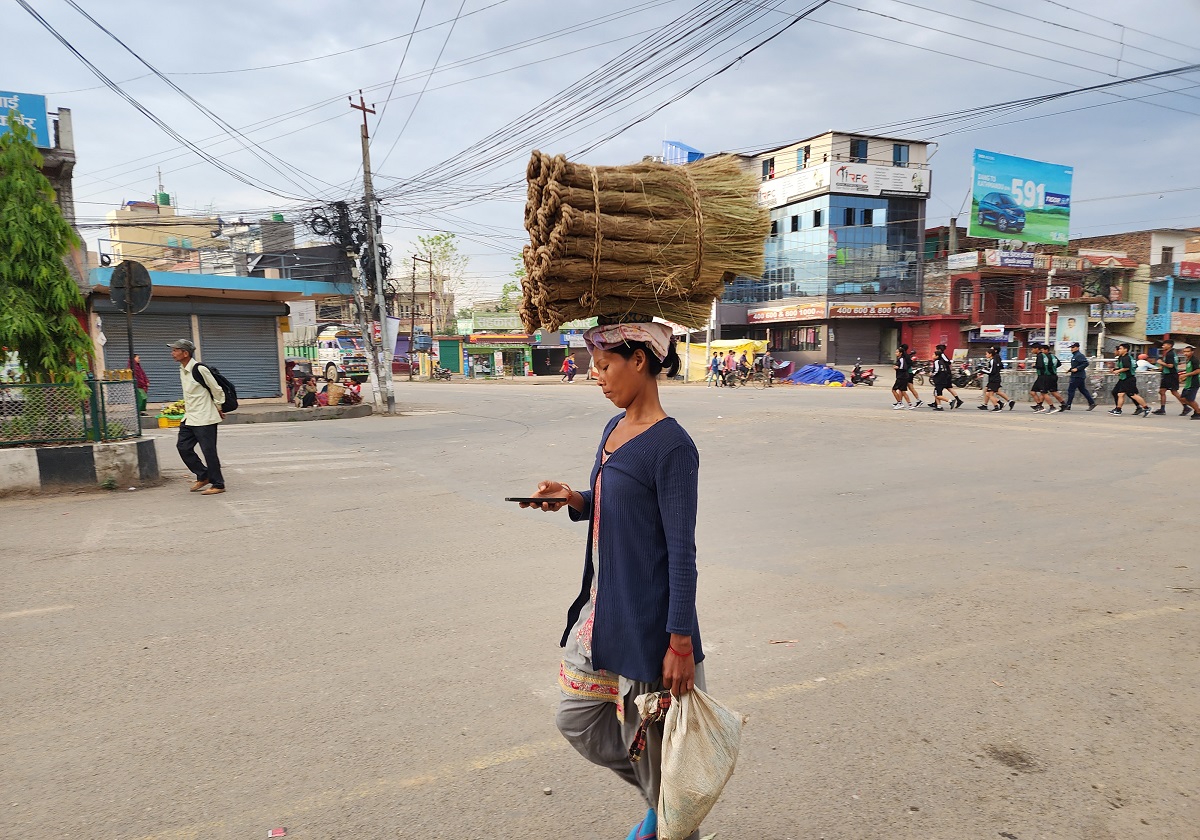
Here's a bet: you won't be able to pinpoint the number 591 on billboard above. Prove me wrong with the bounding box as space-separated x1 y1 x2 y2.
968 149 1073 246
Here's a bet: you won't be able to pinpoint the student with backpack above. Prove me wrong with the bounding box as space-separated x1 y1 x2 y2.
1041 345 1066 412
168 339 232 495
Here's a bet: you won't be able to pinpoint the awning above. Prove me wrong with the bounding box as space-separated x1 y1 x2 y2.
1101 333 1150 347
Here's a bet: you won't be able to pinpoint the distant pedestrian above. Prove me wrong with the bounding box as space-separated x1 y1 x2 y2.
169 339 227 495
707 352 720 387
1109 343 1151 417
891 344 917 409
1151 339 1185 415
1178 345 1200 420
929 344 962 410
131 354 149 414
1063 341 1096 411
1029 345 1059 413
977 347 1014 411
561 356 578 382
1042 345 1066 411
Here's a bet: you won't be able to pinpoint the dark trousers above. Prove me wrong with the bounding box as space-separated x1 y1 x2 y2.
1067 375 1094 407
177 423 224 488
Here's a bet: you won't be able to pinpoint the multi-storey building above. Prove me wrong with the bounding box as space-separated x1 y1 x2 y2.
708 131 932 364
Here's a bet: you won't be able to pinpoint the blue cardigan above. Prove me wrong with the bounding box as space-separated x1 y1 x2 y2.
561 414 704 683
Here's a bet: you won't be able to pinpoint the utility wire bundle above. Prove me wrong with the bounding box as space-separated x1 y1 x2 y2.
520 150 768 332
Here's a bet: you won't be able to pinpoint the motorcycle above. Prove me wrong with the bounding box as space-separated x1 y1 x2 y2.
432 366 453 381
951 363 973 389
850 360 876 386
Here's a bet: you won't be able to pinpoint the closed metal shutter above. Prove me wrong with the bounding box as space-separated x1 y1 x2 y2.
437 340 461 373
102 314 193 403
196 315 282 398
831 321 882 364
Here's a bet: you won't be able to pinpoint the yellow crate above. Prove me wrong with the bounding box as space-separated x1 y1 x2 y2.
157 417 183 428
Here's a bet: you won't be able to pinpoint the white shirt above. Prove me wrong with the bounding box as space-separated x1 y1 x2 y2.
179 358 225 426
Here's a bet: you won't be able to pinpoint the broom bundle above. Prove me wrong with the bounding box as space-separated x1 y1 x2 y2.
521 150 768 332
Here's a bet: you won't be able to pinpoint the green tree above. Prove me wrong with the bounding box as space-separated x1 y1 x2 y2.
412 232 468 291
0 112 92 389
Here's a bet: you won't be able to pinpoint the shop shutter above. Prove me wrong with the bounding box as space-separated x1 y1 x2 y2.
196 315 282 398
911 323 933 361
437 340 461 373
832 321 882 364
102 314 193 403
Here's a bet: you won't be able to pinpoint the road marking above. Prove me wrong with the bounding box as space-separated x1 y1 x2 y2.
125 601 1197 840
1 605 74 620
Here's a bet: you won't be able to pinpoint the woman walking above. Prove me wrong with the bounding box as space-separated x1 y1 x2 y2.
522 320 704 840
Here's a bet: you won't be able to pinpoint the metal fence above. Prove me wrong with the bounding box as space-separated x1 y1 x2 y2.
0 379 141 447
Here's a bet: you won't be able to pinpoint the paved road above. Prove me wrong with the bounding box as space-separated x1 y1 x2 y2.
3 380 1197 839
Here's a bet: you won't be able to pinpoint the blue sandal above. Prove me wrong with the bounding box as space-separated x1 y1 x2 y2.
624 808 656 840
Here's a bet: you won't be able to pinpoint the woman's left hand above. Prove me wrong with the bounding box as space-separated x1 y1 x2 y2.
662 633 696 698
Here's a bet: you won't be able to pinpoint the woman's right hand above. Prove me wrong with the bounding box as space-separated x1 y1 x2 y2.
520 480 572 512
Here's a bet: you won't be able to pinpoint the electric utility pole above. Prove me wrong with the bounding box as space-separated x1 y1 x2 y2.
412 253 433 381
350 90 395 414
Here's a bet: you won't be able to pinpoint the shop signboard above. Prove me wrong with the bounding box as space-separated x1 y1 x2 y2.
747 301 826 323
0 91 50 148
968 329 1013 343
979 324 1006 338
1178 262 1200 279
472 313 523 331
1088 302 1137 319
758 160 930 207
827 301 920 318
983 249 1036 269
1172 312 1200 332
969 149 1073 245
948 251 979 270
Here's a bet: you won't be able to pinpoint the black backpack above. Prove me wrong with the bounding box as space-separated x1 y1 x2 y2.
193 363 239 412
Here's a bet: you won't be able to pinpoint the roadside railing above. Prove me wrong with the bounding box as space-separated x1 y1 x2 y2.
0 378 141 447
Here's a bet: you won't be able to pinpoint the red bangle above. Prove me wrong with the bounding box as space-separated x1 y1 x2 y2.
668 644 692 657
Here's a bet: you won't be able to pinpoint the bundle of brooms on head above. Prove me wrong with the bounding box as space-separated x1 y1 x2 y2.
520 150 769 333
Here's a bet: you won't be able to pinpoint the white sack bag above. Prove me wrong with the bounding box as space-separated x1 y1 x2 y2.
636 688 746 840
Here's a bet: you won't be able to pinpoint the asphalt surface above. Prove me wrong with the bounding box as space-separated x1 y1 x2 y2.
3 379 1198 840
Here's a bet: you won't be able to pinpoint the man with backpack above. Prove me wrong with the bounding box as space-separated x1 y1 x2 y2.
168 339 228 495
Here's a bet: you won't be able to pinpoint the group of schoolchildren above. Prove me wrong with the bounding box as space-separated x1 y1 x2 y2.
889 338 1200 418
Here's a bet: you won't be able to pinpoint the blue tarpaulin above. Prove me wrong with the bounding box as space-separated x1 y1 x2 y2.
785 364 846 385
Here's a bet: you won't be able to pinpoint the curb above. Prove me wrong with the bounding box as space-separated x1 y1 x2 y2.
0 438 160 496
223 404 374 424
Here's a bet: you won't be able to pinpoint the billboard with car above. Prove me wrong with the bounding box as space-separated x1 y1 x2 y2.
968 149 1072 245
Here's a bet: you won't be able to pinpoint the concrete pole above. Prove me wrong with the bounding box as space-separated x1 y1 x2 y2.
350 91 395 414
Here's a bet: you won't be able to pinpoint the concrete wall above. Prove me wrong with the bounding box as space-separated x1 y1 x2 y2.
996 370 1164 405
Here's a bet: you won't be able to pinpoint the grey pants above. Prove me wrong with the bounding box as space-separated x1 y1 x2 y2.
556 663 705 839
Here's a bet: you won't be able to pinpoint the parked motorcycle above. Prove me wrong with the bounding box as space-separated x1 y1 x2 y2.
850 360 876 386
951 363 973 389
432 366 453 381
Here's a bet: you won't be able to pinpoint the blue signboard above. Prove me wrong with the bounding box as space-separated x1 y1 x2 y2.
968 149 1073 245
0 91 50 149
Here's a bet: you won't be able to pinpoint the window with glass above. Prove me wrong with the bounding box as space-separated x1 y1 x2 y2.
770 220 778 238
862 208 873 226
844 207 855 226
813 209 823 227
1161 246 1174 265
762 158 775 181
1023 289 1032 311
849 138 868 162
790 215 799 232
1152 296 1160 315
958 286 974 313
892 144 909 167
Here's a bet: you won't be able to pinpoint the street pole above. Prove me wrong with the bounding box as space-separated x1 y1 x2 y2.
410 254 433 381
410 256 417 382
350 90 395 414
428 252 436 371
1044 268 1055 351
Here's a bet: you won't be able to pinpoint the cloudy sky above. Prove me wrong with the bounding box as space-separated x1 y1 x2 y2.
7 0 1200 301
